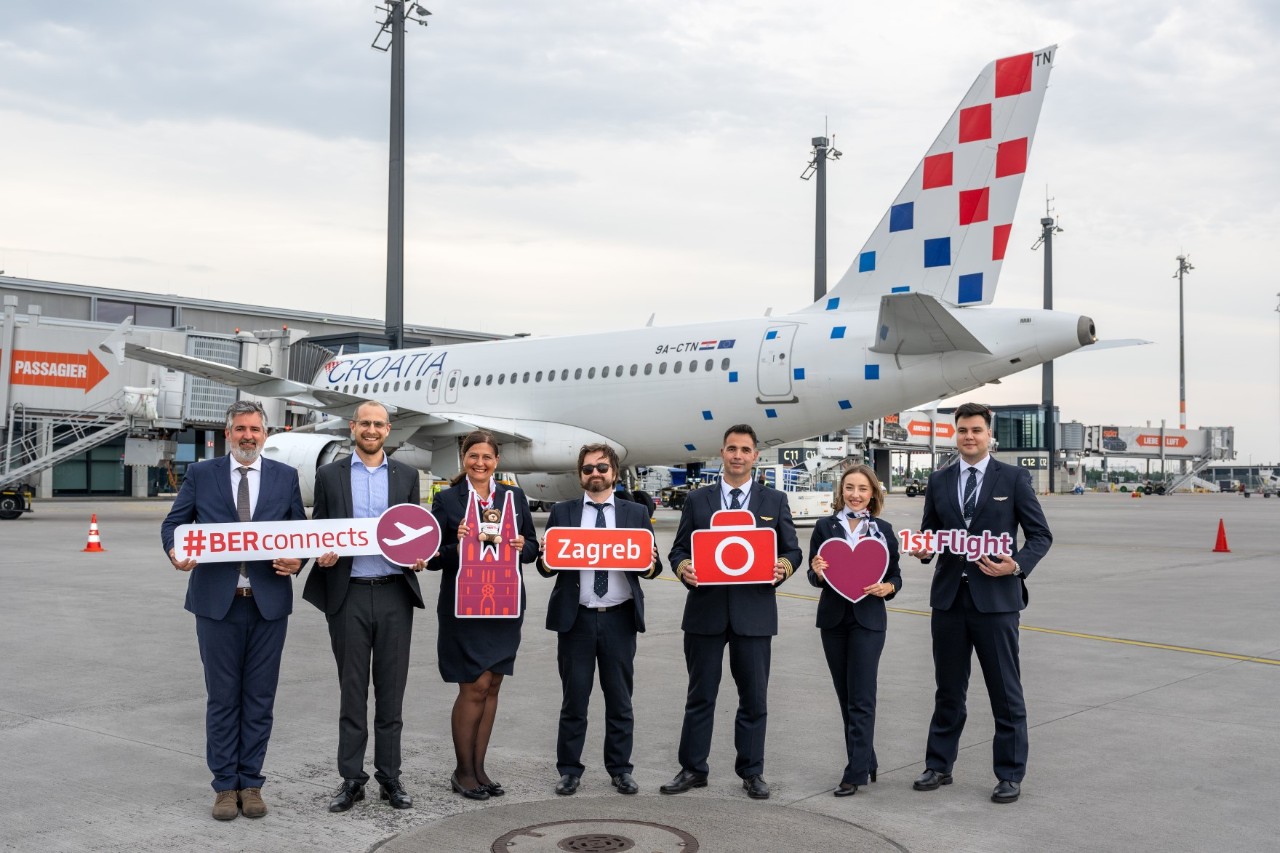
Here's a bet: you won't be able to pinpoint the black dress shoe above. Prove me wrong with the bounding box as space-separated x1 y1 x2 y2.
450 774 490 801
834 782 858 797
659 769 708 795
742 774 770 800
555 774 580 796
379 779 413 809
912 769 953 791
870 768 877 783
611 772 639 795
991 780 1021 803
328 780 365 813
482 781 505 797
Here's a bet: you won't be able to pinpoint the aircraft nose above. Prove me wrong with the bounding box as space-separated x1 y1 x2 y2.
1077 315 1097 346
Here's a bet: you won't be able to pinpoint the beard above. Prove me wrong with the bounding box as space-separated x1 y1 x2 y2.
583 475 612 493
231 442 261 464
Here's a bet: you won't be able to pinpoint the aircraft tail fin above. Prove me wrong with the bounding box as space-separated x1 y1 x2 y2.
807 46 1057 313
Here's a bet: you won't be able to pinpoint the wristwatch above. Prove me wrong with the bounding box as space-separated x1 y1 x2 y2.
1011 561 1022 577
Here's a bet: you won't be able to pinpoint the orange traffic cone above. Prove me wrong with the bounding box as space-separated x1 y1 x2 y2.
1212 518 1230 553
82 513 106 552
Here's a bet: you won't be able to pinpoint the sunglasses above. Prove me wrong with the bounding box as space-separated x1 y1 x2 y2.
580 463 612 475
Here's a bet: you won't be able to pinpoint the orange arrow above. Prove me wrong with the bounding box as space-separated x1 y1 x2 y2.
1165 435 1188 448
9 349 111 393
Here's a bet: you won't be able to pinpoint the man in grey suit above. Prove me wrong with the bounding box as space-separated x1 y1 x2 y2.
305 401 429 813
910 402 1052 804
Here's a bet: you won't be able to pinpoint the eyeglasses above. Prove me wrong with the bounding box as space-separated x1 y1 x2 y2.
580 463 612 475
354 420 389 430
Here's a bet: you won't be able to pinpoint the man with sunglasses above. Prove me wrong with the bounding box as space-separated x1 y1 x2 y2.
304 401 429 813
536 444 663 796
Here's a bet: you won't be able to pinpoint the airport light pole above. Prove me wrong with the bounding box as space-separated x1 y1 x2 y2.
372 1 431 350
801 132 841 302
1032 202 1062 492
1173 254 1194 431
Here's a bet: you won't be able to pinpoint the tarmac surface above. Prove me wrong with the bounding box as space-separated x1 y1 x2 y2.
1 492 1277 852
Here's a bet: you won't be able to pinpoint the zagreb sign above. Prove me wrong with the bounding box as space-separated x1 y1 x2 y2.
542 528 656 572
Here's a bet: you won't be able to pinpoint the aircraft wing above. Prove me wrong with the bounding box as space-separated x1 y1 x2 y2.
869 293 991 355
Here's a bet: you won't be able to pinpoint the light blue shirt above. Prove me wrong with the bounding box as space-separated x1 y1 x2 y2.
577 494 632 608
349 454 397 578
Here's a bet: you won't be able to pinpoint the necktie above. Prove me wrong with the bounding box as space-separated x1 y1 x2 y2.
729 488 743 510
236 466 251 578
962 467 978 525
588 501 609 597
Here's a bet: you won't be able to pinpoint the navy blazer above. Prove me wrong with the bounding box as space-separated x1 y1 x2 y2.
427 482 540 617
668 482 803 637
806 515 902 631
920 457 1052 613
161 455 306 622
535 497 664 633
302 456 426 615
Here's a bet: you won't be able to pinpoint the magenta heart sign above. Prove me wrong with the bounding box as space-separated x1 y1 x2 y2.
817 537 889 604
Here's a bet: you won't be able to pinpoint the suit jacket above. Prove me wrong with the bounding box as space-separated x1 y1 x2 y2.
806 514 902 631
161 455 306 622
668 482 803 637
920 457 1052 613
426 481 540 616
302 456 426 615
535 497 665 633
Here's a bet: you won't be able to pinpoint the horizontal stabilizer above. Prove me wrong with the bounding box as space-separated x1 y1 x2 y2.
869 293 990 355
1078 338 1153 351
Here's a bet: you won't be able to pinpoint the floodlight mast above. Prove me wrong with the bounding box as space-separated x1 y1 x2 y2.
371 2 430 350
1032 194 1063 491
802 130 841 303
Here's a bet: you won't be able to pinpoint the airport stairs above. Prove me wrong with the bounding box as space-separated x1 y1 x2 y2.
0 404 130 490
1164 454 1217 494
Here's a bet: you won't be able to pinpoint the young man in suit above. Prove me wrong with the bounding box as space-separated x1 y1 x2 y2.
536 444 663 797
660 424 802 801
161 400 306 821
910 402 1053 804
306 401 429 813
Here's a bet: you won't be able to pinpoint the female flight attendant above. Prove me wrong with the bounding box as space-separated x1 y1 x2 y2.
807 465 902 796
428 430 539 800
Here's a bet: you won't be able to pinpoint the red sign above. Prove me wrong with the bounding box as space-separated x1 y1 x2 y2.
1136 434 1188 448
906 420 954 438
8 349 110 392
690 509 777 585
542 527 655 571
456 491 522 618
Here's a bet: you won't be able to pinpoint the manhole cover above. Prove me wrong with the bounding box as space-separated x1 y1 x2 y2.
493 819 698 853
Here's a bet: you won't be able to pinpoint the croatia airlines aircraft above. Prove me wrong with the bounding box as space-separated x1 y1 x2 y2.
123 45 1100 504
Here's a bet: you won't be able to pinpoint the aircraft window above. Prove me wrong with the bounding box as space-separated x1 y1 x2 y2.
475 375 481 386
548 370 555 382
363 384 370 393
602 366 610 378
536 371 543 382
689 360 698 373
721 358 730 370
673 361 682 374
498 374 505 385
510 372 518 384
486 375 493 386
616 364 623 376
522 372 530 383
463 376 470 387
561 369 569 381
644 364 652 376
573 368 582 380
447 376 456 388
588 367 596 379
416 380 423 390
705 359 713 371
630 364 638 376
659 362 668 375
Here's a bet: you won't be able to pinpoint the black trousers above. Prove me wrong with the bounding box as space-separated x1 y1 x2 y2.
556 603 638 777
820 612 885 786
677 629 771 778
326 576 415 785
926 582 1027 782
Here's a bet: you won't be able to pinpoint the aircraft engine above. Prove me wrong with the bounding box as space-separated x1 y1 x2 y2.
263 433 347 506
516 472 585 510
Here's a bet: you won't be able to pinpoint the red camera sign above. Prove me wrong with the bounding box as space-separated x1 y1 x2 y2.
690 509 777 585
542 527 655 571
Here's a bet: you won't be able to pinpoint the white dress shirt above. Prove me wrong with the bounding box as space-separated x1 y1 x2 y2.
229 455 262 589
577 495 633 608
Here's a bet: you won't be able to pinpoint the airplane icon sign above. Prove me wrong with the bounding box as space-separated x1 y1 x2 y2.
376 504 442 566
382 520 436 547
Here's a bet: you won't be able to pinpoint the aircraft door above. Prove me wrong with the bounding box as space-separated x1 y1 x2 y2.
427 372 443 405
444 369 460 404
757 324 799 403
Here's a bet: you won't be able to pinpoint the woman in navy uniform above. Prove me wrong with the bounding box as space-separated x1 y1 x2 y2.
807 464 901 796
428 430 538 800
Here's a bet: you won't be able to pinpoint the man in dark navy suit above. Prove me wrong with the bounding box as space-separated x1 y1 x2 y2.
162 400 306 821
660 424 802 801
910 402 1052 804
536 443 663 796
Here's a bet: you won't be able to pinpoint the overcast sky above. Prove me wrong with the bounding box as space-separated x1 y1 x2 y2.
2 1 1277 463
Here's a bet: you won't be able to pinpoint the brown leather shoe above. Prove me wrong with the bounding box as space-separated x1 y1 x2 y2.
239 787 268 818
212 789 239 821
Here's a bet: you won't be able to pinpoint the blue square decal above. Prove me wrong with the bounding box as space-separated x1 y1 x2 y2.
766 330 778 340
826 297 840 310
958 272 984 303
865 364 880 380
859 251 876 272
793 368 805 380
889 202 914 232
684 444 696 452
765 408 778 419
830 326 846 339
923 237 951 268
701 410 713 421
838 399 852 410
728 371 738 383
891 285 910 293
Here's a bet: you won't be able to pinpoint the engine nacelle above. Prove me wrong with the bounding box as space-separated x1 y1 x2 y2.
516 472 586 509
263 433 347 506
